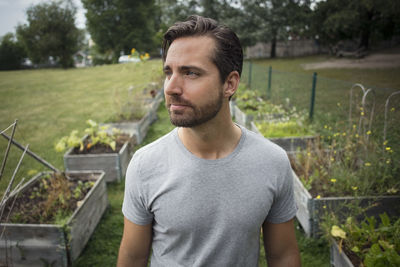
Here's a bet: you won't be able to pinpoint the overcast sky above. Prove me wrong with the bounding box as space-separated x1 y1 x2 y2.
0 0 86 37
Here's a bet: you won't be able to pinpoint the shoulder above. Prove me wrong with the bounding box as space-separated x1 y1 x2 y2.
242 127 289 167
134 128 176 160
126 128 176 180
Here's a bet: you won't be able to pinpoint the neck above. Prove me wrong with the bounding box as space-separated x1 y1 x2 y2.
178 102 242 160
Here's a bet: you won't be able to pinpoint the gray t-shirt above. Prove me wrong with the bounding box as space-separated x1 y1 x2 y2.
122 126 297 266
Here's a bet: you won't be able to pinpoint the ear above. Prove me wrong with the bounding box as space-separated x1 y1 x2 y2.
223 71 240 99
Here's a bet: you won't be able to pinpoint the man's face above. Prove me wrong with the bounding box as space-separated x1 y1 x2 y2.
163 36 224 127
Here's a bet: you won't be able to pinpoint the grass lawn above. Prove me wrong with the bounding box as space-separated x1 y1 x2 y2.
0 60 163 193
1 54 399 266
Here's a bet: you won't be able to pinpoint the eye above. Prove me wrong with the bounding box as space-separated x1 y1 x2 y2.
185 70 199 77
164 70 172 78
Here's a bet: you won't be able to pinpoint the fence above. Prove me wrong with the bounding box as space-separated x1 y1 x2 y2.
240 60 400 147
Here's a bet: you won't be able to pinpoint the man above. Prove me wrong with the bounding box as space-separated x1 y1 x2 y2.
118 15 300 267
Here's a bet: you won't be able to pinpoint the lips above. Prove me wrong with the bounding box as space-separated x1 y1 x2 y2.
169 103 190 112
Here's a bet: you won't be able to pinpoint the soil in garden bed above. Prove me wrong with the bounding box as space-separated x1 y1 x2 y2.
1 172 95 224
72 133 133 154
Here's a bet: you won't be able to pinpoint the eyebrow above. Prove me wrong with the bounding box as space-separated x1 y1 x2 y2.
163 65 205 73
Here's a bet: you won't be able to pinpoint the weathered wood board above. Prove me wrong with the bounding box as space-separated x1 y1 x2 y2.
330 239 354 267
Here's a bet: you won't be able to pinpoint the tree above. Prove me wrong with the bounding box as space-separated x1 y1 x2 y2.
0 33 27 70
238 0 312 58
82 0 158 62
312 0 400 50
16 0 81 68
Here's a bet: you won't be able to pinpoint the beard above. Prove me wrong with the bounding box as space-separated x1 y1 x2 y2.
166 90 224 128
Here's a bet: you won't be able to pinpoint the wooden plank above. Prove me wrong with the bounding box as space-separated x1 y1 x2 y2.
292 171 313 236
67 171 108 261
330 239 354 267
0 220 68 266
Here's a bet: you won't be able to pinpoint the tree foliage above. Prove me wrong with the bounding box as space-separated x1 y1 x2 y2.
82 0 158 62
0 33 27 70
312 0 400 50
16 0 81 68
237 0 312 57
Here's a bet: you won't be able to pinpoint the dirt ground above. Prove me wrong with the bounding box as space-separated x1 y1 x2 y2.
302 48 400 70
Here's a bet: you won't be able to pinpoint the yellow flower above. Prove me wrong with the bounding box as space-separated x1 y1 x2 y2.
324 125 328 129
330 157 335 162
131 48 136 54
355 134 359 138
331 178 337 183
352 124 356 129
323 205 327 209
364 162 371 167
383 140 388 145
331 225 346 239
366 130 371 135
316 195 321 199
391 107 395 112
360 107 364 111
386 147 391 151
337 102 341 107
352 186 358 191
387 188 398 194
361 112 365 116
342 132 346 136
145 53 149 57
386 160 391 164
307 152 311 157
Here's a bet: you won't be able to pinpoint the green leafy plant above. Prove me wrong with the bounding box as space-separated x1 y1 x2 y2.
55 119 124 153
255 116 315 138
235 88 287 120
329 213 400 267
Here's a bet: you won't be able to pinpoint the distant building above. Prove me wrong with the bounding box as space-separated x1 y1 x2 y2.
74 51 92 67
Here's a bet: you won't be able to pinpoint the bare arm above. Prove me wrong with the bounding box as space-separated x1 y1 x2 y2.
262 218 301 267
117 217 152 267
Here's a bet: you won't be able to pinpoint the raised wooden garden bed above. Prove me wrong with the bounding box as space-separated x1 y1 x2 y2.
64 135 130 183
0 171 108 266
250 121 317 152
292 171 400 237
103 90 163 144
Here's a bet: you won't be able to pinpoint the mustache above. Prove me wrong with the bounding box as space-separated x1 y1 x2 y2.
167 95 194 107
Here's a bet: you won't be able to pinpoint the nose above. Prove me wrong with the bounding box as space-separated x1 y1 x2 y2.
164 72 183 96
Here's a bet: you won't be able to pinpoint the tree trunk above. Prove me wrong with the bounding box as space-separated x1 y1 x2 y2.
270 35 277 58
359 11 373 49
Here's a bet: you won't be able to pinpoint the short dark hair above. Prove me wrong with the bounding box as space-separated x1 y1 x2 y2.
162 15 243 83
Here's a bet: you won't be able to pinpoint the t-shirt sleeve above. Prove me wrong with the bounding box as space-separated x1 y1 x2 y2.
265 157 298 224
122 152 154 225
